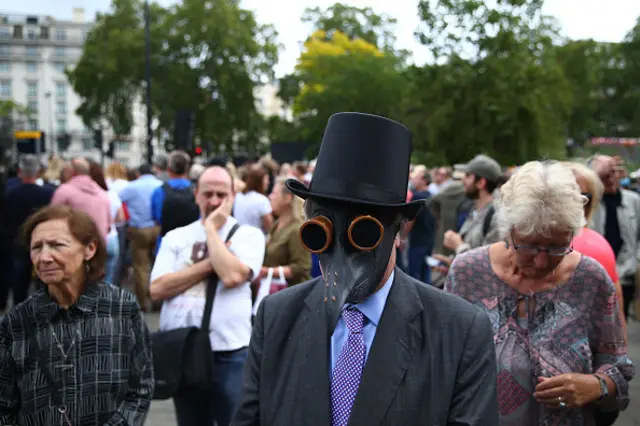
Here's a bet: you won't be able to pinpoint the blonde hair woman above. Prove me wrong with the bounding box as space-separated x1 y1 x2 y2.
446 161 632 425
42 156 65 186
563 161 626 331
105 162 129 193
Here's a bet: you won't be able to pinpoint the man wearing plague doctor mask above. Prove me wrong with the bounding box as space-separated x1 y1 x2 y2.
232 113 499 426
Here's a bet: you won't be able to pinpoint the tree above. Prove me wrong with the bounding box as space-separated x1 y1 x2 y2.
302 3 399 53
620 17 640 137
411 0 572 165
274 2 405 137
292 30 409 152
67 0 280 153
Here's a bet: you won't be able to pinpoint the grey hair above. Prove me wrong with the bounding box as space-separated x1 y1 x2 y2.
19 154 40 177
496 160 586 239
168 150 191 175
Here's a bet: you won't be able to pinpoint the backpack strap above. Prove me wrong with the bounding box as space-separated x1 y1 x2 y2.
482 205 496 237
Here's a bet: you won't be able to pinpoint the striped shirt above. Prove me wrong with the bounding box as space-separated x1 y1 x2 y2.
0 281 154 425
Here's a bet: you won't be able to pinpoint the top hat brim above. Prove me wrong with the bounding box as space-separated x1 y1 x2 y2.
286 178 424 219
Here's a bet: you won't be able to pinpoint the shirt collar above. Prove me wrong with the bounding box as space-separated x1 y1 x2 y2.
346 271 394 327
35 281 102 322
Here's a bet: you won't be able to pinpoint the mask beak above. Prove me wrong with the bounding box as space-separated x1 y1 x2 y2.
319 249 375 335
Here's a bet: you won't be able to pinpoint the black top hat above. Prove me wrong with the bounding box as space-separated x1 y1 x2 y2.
286 112 423 217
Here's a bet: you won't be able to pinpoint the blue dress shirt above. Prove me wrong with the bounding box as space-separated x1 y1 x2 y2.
330 271 394 378
118 174 162 228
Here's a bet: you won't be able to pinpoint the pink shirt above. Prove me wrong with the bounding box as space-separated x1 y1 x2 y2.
51 175 111 242
573 227 619 283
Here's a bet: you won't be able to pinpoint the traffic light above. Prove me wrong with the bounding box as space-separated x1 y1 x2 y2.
194 146 203 156
93 129 103 150
56 133 71 152
106 141 115 159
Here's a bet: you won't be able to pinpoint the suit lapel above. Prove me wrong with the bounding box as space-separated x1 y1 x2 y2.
349 269 424 426
302 282 332 426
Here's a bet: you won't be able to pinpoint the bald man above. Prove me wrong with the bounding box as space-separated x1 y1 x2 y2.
51 157 111 243
150 166 266 426
589 154 640 319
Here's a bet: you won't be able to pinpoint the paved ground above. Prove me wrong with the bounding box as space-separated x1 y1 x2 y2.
144 313 640 426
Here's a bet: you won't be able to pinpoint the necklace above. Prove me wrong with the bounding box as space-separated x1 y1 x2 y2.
50 322 81 376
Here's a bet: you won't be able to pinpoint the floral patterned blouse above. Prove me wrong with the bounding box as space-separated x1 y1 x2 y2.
445 247 634 426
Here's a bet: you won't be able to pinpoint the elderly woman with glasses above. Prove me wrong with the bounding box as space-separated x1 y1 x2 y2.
445 161 633 426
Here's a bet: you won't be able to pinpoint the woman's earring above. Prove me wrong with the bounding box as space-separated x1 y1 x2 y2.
504 240 510 249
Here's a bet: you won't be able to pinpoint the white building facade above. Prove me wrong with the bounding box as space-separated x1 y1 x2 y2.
0 8 157 166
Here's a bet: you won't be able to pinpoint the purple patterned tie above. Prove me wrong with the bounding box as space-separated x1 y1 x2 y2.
331 307 366 426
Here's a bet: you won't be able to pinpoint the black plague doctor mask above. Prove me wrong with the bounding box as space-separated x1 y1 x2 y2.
286 112 424 334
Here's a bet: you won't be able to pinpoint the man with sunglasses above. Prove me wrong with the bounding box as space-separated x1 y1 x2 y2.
590 154 640 319
232 112 499 426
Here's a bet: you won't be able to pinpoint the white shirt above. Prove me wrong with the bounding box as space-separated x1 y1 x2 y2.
152 217 266 351
106 189 122 238
233 191 272 232
107 178 129 194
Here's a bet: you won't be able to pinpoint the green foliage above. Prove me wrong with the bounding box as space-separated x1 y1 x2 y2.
292 30 409 152
301 3 399 53
67 0 280 152
409 0 572 165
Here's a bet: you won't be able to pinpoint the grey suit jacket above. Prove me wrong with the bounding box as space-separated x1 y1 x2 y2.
231 268 499 426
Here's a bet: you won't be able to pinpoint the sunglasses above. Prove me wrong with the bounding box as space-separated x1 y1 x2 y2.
299 215 385 254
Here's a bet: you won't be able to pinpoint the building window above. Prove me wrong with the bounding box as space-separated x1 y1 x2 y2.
26 46 37 57
55 28 66 41
56 118 66 133
83 138 93 151
27 28 37 40
55 47 65 57
54 62 65 73
27 119 38 130
27 100 38 113
0 80 10 97
40 26 49 40
0 61 9 72
0 28 10 38
116 141 131 152
0 46 9 57
26 62 37 73
27 82 38 97
82 30 88 41
56 82 66 97
56 101 66 114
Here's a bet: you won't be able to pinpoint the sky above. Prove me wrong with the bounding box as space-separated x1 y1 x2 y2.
8 0 640 77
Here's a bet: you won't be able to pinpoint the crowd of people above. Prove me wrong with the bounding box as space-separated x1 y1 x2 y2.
0 111 636 426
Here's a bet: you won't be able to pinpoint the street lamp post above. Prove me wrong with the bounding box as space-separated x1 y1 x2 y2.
144 0 153 164
45 91 54 155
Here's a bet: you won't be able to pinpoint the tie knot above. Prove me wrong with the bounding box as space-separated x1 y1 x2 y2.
342 308 364 334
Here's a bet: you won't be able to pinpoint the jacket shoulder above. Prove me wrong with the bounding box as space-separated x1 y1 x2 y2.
259 277 321 329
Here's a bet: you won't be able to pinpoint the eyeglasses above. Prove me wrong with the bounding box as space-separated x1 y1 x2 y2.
299 215 385 254
510 232 574 257
581 192 592 201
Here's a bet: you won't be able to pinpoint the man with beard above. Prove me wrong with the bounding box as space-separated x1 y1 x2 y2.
149 166 266 426
590 154 640 319
442 154 502 256
232 113 499 426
